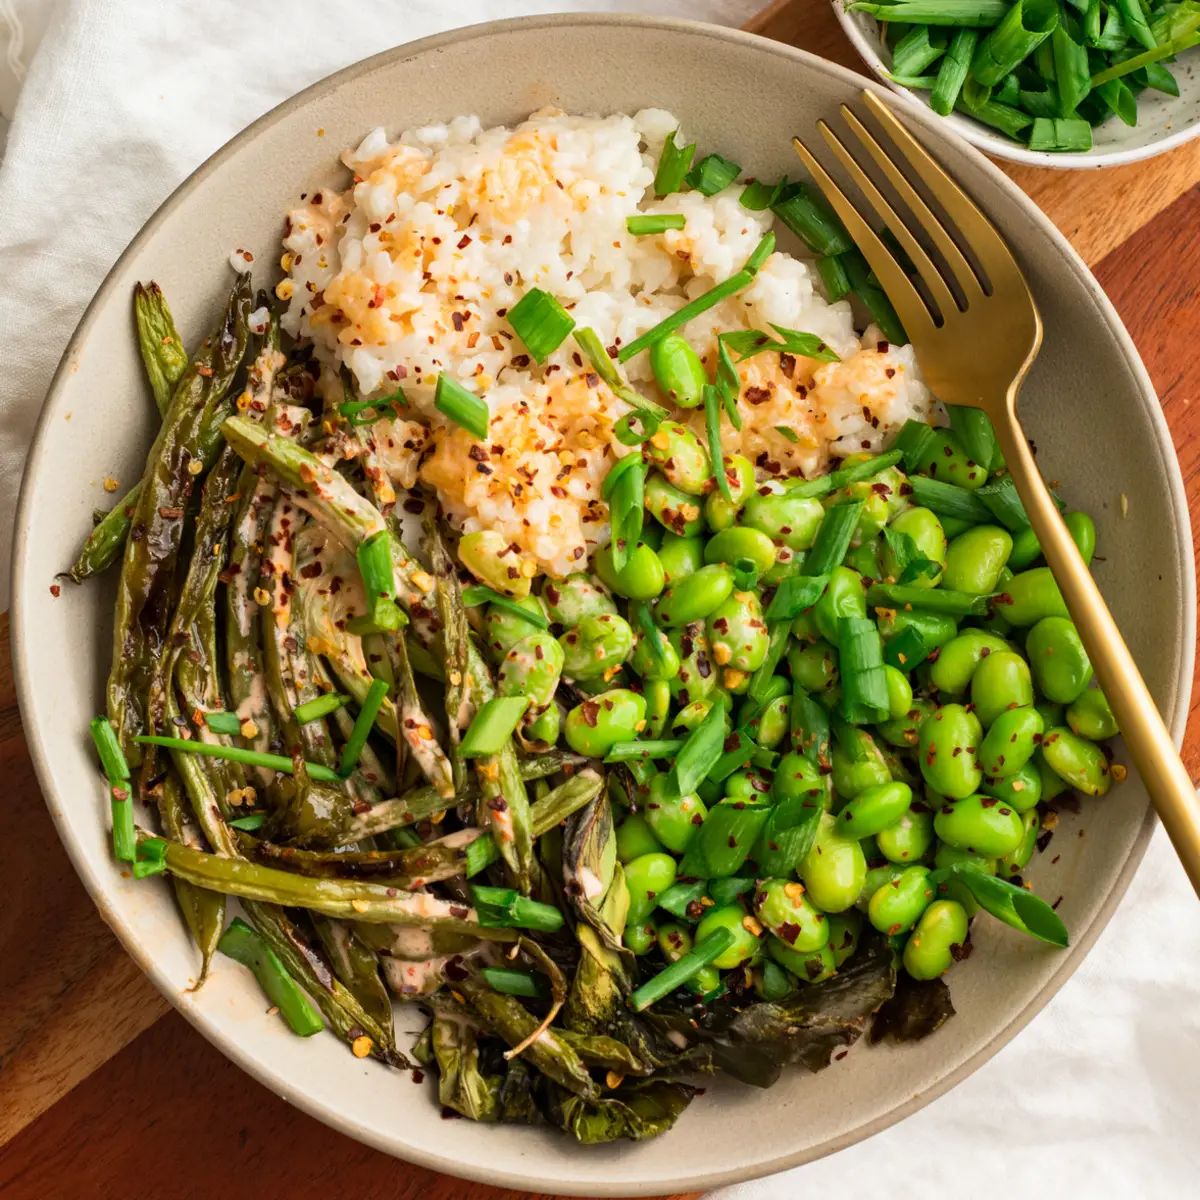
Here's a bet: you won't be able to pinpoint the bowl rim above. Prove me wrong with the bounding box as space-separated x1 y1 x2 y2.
10 12 1195 1194
830 0 1200 170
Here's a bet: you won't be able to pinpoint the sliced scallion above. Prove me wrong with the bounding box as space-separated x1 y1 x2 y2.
654 129 696 198
460 585 550 630
219 916 325 1036
626 213 686 236
908 475 992 523
507 287 576 363
977 475 1031 530
739 177 786 210
134 735 342 782
294 693 350 725
772 183 853 256
132 837 168 880
838 616 891 724
203 710 243 736
604 739 685 763
460 697 530 758
479 967 548 998
765 572 831 621
629 929 735 1011
434 373 489 440
686 152 741 196
867 582 991 616
704 384 733 504
338 677 390 777
90 715 130 783
229 812 267 832
470 885 565 932
669 702 728 798
802 502 864 577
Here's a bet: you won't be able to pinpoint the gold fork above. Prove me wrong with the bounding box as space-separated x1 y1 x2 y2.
793 90 1200 896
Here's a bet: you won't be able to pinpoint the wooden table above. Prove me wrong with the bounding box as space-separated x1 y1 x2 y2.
2 5 1198 1198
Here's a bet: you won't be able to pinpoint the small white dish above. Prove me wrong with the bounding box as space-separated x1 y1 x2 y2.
832 1 1200 168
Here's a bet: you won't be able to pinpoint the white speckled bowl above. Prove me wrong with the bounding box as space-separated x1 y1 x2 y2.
832 1 1200 168
10 14 1194 1196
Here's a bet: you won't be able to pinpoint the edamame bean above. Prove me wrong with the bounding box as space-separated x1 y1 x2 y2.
656 532 705 584
769 938 837 983
645 472 705 537
743 490 826 551
800 814 868 913
883 665 913 719
933 844 996 917
560 613 634 680
876 808 935 863
881 507 947 587
970 650 1033 727
649 333 707 409
656 564 734 627
1035 748 1068 802
845 537 883 579
1064 511 1097 564
914 429 987 488
724 769 771 800
593 542 666 601
643 678 671 738
994 567 1068 627
876 608 959 654
624 918 658 955
788 640 838 693
497 631 565 709
708 590 769 672
542 573 616 626
630 622 681 681
645 421 712 495
980 758 1042 812
978 705 1044 777
667 622 719 707
998 810 1041 878
458 530 535 597
903 899 969 980
934 793 1025 857
704 526 779 575
672 699 716 734
616 814 663 862
941 525 1013 595
521 703 561 749
695 904 761 968
813 566 868 645
1025 617 1093 704
918 703 982 798
835 781 913 840
1034 699 1065 730
876 697 937 749
831 728 892 799
624 852 677 925
1040 726 1113 796
857 861 907 909
484 594 551 658
771 751 832 809
645 774 708 853
827 910 862 967
704 455 756 532
753 694 791 750
563 688 647 758
1007 525 1042 571
1066 688 1119 740
868 865 934 935
831 458 909 540
755 879 830 951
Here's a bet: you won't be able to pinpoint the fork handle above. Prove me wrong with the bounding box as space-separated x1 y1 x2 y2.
992 400 1200 897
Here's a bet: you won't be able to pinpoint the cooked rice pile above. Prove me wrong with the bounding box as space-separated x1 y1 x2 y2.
279 108 935 577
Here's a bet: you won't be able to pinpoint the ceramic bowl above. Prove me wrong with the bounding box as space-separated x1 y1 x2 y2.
832 1 1200 168
10 14 1193 1196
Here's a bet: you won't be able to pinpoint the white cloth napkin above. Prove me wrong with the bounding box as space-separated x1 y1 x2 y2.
0 4 1196 1197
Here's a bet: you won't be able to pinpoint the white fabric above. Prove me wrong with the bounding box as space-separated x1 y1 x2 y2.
0 4 1195 1197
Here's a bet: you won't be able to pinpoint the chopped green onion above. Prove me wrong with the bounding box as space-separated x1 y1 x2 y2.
618 269 753 363
744 231 777 275
772 183 853 256
1116 0 1157 50
790 688 832 763
850 1 1009 24
470 885 565 932
654 130 696 198
293 693 350 724
1051 25 1092 114
908 475 992 523
629 929 735 1011
971 0 1059 87
718 324 839 364
460 697 530 758
707 876 755 907
507 287 576 363
739 177 786 210
203 710 243 736
434 373 489 440
958 94 1034 138
883 526 940 585
613 409 664 446
464 835 500 878
345 608 405 637
732 556 760 591
838 616 891 724
339 388 406 426
704 384 733 505
883 623 941 673
460 585 550 630
605 454 645 572
134 735 342 781
669 702 728 797
355 529 399 636
894 419 939 473
1094 78 1137 126
1028 115 1095 149
633 600 674 676
656 879 709 921
111 789 136 864
626 213 686 235
480 967 548 998
90 715 130 782
229 813 267 832
802 502 864 577
748 624 792 703
1142 62 1180 95
132 837 169 879
977 475 1031 530
765 572 830 621
829 449 904 490
715 337 744 430
816 254 853 302
707 730 757 782
775 425 801 443
948 406 1000 474
604 739 685 763
931 28 979 114
686 152 741 196
575 326 669 440
841 251 907 345
218 917 325 1036
892 23 948 75
338 678 390 777
886 73 941 89
867 583 991 616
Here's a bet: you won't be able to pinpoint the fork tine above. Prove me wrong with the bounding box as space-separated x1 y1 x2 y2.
838 104 982 303
819 113 960 324
791 135 935 341
862 90 1024 292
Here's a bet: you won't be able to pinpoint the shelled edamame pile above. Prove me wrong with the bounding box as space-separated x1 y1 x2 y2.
851 0 1200 153
72 116 1120 1141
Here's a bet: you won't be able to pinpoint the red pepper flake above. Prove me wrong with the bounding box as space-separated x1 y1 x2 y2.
456 234 471 250
49 583 61 597
196 364 213 378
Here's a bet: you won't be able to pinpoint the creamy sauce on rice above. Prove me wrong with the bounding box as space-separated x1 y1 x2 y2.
280 108 934 578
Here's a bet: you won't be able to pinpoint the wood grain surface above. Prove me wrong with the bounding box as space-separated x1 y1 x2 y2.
2 4 1198 1198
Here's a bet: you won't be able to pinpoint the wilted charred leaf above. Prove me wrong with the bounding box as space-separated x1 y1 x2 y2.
547 1080 698 1144
267 775 352 848
563 790 631 957
648 937 897 1088
431 1005 501 1122
870 973 955 1044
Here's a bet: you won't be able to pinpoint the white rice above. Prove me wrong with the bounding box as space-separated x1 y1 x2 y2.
279 108 935 577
